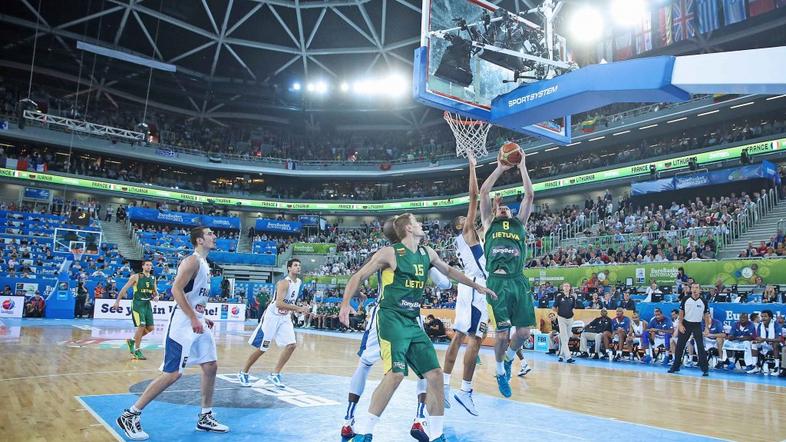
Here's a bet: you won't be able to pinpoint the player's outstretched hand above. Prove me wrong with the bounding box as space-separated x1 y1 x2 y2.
339 304 351 327
479 286 497 300
191 316 204 334
496 156 513 171
468 155 477 167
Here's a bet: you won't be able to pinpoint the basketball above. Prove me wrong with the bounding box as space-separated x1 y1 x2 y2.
498 142 522 166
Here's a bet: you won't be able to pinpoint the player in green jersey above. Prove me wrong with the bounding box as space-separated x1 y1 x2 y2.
339 213 495 442
114 260 159 360
479 149 536 398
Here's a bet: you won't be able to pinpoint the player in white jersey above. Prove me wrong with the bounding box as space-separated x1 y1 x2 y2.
440 155 489 416
117 227 228 440
342 219 452 441
239 258 309 388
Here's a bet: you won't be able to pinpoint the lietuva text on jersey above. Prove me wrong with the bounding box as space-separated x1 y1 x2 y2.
490 231 521 241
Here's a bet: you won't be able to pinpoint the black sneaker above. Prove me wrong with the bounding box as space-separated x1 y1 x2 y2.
197 411 229 433
578 352 589 359
558 356 564 362
116 409 149 440
592 353 600 360
566 358 576 364
702 371 709 377
668 367 680 374
547 349 557 355
779 369 786 378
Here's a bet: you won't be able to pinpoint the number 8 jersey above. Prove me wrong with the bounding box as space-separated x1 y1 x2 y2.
378 243 432 319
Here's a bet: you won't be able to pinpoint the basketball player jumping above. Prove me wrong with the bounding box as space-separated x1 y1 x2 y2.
339 213 495 442
114 260 158 360
442 155 487 416
116 227 229 440
341 218 452 441
238 258 309 388
479 147 537 398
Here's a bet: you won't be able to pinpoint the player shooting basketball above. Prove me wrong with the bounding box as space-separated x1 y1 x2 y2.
479 142 537 398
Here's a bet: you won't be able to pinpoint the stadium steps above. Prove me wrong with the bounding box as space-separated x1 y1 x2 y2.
237 232 252 253
718 201 786 259
100 221 143 260
220 265 275 282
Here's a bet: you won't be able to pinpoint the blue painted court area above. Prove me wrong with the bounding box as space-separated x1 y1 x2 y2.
78 373 726 442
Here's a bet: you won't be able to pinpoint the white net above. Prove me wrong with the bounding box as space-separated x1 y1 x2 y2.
443 111 491 159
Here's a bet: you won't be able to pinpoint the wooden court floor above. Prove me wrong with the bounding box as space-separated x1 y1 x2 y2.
1 319 784 442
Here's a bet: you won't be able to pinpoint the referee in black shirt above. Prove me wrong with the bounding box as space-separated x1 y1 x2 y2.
553 282 576 363
669 282 711 376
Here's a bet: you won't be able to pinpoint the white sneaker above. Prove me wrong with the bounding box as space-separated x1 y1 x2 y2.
518 362 532 377
453 389 479 416
196 411 229 433
116 410 149 441
238 371 251 387
443 384 451 408
267 373 286 388
746 366 762 374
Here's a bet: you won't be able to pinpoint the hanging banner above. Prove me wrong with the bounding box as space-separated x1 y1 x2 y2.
127 208 240 229
255 218 302 233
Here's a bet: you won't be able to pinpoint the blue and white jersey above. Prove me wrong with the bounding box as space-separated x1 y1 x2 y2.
183 252 211 314
267 276 302 316
455 233 486 280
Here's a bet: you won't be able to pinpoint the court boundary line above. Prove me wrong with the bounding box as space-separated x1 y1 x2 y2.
74 395 124 442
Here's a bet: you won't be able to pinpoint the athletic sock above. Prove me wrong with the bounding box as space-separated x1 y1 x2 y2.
495 361 506 376
505 348 516 361
129 405 141 414
461 380 472 392
428 415 444 438
416 402 426 419
345 401 357 420
443 372 451 385
200 408 212 415
355 413 379 435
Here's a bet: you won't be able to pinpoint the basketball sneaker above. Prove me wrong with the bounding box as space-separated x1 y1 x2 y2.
116 409 149 441
196 411 229 433
503 359 513 381
443 384 451 408
341 418 355 439
746 365 761 374
642 355 652 364
350 435 372 442
267 373 286 388
126 339 135 354
496 374 511 398
238 371 251 387
454 389 479 416
410 417 429 442
133 349 146 360
517 362 532 377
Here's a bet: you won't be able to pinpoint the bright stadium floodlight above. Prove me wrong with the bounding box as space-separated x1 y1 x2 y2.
292 82 301 91
611 0 646 27
315 81 328 94
569 6 604 44
340 82 350 92
386 74 408 97
306 83 315 92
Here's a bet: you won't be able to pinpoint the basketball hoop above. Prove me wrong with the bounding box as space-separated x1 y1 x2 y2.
443 111 491 159
71 248 84 263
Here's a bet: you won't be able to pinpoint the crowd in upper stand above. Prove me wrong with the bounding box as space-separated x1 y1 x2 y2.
2 111 785 201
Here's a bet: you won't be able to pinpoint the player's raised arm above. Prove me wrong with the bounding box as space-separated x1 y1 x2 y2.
424 246 495 299
339 247 394 326
516 152 535 225
114 273 138 307
480 158 512 231
171 255 202 333
465 155 480 237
